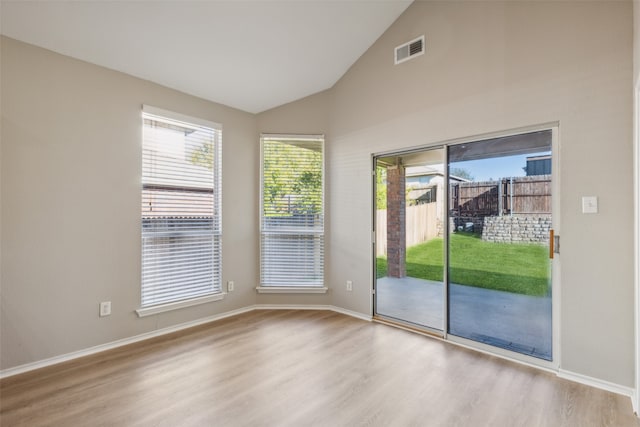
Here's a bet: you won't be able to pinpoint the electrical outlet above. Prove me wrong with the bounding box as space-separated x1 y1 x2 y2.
227 281 235 292
346 280 353 292
99 301 111 317
582 196 598 214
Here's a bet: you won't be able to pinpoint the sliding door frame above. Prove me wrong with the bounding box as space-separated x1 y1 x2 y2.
633 82 639 415
371 145 447 337
371 122 560 371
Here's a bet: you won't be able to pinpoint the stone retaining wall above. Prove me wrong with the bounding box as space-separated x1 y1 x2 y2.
481 215 551 244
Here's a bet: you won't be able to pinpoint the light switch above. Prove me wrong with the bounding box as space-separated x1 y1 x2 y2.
582 196 598 214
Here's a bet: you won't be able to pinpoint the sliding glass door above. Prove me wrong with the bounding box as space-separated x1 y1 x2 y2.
374 128 555 362
447 130 553 360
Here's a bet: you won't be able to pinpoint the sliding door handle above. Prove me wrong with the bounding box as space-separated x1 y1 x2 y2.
549 229 559 259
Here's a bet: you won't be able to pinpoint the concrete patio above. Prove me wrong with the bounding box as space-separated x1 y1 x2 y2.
376 276 552 360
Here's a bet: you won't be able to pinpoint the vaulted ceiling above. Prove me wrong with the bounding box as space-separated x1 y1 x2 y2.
0 0 412 113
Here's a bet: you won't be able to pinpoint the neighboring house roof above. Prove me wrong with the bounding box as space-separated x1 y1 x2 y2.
406 165 470 184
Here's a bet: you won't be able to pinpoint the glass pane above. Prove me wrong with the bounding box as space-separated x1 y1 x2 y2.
375 148 445 331
261 233 324 286
141 112 221 307
260 136 324 287
447 131 552 360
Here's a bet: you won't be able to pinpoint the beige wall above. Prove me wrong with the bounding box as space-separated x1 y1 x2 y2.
259 1 635 387
0 37 259 369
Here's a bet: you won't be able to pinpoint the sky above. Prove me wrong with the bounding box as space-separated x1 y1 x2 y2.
450 151 551 182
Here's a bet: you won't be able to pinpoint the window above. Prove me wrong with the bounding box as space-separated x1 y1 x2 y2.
259 135 325 292
139 106 222 313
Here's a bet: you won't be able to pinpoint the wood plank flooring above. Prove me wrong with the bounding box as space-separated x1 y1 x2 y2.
1 309 638 426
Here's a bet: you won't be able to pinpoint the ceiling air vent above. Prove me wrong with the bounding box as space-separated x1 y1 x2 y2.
394 35 425 65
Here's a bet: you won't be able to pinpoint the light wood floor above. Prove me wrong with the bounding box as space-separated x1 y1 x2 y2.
1 309 638 427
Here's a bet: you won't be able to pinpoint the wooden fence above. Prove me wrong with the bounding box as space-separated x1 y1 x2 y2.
376 203 439 256
376 176 550 256
451 175 551 217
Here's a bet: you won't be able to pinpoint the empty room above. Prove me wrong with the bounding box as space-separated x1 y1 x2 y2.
2 0 640 425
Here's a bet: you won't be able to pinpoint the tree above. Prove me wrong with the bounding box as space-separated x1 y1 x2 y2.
262 140 322 216
190 141 215 170
450 167 474 181
376 166 387 209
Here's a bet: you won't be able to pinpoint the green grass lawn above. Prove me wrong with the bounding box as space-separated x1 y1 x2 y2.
377 232 550 296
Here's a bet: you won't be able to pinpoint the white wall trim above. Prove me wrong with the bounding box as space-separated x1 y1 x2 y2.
328 305 373 322
255 286 328 294
558 369 635 399
0 304 370 379
253 304 372 321
2 301 633 415
254 304 372 322
0 305 254 379
255 304 333 310
142 104 222 130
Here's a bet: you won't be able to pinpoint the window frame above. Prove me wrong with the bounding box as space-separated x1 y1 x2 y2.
136 105 223 317
257 134 327 294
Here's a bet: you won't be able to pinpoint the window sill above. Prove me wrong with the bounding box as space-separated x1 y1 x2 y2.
255 286 328 294
136 293 225 317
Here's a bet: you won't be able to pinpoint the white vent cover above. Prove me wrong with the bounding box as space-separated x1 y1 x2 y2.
394 35 425 65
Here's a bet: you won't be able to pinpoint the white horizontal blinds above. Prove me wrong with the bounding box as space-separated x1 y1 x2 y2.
141 107 222 307
261 135 324 287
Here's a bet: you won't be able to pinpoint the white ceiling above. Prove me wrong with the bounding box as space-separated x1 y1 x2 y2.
0 0 412 113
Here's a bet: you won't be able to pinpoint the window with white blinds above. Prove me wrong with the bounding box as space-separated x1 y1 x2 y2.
260 135 324 288
141 106 222 308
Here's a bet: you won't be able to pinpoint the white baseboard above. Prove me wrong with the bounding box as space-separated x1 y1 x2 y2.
0 305 255 379
0 304 370 379
254 303 332 311
558 369 634 400
254 304 372 322
11 302 635 411
328 305 373 322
